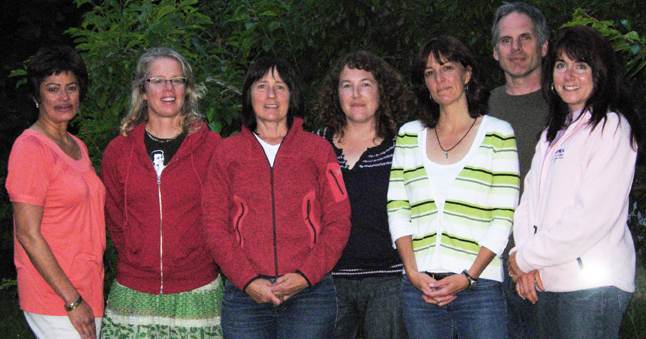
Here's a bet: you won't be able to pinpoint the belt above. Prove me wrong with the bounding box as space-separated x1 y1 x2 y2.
423 272 454 281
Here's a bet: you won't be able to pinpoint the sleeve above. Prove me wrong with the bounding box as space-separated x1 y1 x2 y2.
387 130 415 246
6 136 52 206
297 143 351 286
200 148 260 290
99 141 127 255
516 116 636 272
512 135 545 252
479 123 520 255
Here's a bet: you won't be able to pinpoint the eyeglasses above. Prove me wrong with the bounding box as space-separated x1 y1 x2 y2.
145 77 187 87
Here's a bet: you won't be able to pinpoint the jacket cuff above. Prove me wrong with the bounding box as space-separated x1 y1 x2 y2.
515 250 533 274
242 275 263 293
295 270 311 287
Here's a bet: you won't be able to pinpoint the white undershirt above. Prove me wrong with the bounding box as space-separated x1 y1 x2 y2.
419 116 488 208
254 133 281 167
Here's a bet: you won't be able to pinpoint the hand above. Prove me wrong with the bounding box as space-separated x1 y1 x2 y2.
515 270 544 304
507 251 526 283
245 279 282 305
67 300 96 339
426 274 466 306
271 273 308 302
406 271 449 305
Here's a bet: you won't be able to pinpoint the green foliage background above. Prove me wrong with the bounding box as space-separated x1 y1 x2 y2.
2 0 646 337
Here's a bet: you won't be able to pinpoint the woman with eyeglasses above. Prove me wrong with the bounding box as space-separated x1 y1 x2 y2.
99 47 223 338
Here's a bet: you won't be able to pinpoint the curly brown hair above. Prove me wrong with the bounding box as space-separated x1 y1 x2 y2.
313 51 414 139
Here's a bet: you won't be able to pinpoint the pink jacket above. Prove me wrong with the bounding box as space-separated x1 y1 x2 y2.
513 110 636 293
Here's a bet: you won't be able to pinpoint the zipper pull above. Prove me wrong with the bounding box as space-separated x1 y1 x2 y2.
577 257 584 270
533 225 538 234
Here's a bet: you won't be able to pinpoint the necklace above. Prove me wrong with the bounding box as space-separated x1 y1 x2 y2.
434 117 477 159
146 130 182 143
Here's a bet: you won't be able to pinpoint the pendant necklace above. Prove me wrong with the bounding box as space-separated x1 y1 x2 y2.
434 117 477 159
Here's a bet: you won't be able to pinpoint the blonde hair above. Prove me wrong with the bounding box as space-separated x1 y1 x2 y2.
120 47 205 136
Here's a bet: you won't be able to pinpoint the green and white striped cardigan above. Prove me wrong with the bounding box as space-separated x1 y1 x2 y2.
388 116 520 282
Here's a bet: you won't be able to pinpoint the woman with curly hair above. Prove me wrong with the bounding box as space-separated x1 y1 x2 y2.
313 50 412 339
388 36 519 338
99 47 223 338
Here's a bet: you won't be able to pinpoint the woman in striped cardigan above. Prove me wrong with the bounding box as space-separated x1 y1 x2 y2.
388 36 520 339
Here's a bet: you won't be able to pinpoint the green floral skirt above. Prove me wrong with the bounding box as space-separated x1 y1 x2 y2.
100 276 223 338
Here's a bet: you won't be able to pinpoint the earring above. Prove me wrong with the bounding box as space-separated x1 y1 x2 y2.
35 102 39 108
465 83 469 91
551 83 556 93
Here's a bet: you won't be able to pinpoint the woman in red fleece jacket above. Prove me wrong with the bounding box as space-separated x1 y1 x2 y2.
201 56 351 339
99 47 223 338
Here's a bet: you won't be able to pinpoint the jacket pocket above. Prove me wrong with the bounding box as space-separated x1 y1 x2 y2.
233 195 249 248
302 190 321 248
124 223 157 269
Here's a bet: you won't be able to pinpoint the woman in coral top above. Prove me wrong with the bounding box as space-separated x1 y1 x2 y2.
6 46 105 339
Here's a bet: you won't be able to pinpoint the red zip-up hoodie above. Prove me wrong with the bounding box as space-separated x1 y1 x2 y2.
101 122 221 294
201 118 351 290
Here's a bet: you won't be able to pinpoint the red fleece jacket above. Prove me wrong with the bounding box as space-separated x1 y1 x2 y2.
101 122 221 294
201 118 351 290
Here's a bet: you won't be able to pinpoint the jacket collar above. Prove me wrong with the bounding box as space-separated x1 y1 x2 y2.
129 121 209 159
240 117 304 143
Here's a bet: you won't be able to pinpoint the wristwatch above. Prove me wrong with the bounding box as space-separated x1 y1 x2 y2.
461 270 478 289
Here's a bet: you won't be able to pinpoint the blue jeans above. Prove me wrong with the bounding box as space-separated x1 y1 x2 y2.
221 274 337 339
334 275 408 339
503 260 534 339
401 275 508 339
531 286 631 339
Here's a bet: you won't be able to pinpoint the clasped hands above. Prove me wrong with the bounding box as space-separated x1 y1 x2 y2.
244 273 309 305
408 271 470 307
508 251 544 304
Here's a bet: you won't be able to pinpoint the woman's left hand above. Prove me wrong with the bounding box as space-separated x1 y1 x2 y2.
507 251 526 283
67 300 96 339
271 273 308 301
426 274 468 306
516 270 544 304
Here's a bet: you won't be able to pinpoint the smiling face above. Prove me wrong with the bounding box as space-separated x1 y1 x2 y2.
338 66 379 125
251 67 291 127
37 71 80 125
553 53 595 113
143 57 186 121
493 12 547 80
424 54 471 109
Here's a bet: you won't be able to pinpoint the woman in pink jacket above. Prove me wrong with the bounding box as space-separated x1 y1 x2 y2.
508 25 643 339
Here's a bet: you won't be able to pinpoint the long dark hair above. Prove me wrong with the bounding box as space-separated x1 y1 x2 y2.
411 36 489 128
240 56 303 132
542 25 642 148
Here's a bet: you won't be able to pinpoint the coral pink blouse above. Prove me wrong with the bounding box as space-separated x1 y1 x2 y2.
6 129 106 316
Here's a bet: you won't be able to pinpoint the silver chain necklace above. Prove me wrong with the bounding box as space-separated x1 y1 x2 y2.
434 118 477 159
